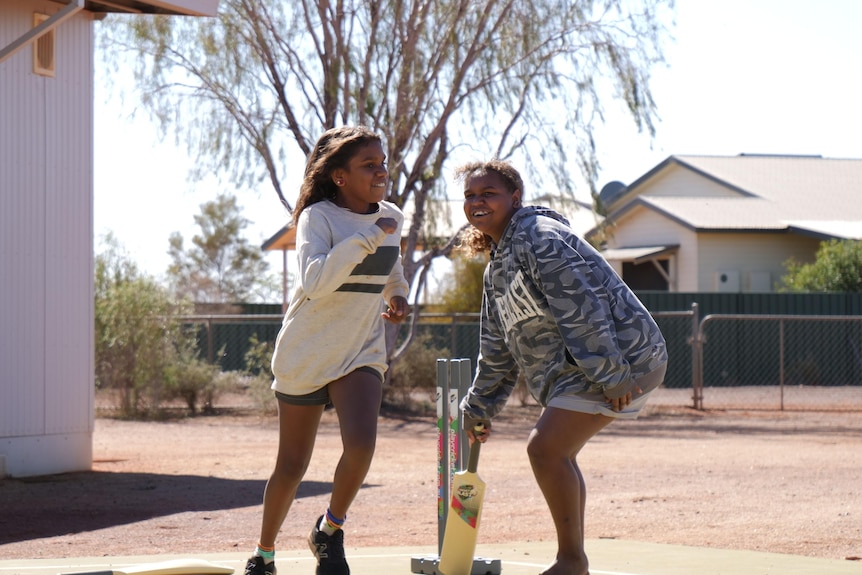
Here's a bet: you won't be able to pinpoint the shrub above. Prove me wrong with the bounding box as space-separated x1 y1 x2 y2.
163 350 222 414
243 335 277 414
95 235 196 418
781 239 862 292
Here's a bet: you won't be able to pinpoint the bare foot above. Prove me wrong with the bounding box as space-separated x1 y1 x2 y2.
539 556 589 575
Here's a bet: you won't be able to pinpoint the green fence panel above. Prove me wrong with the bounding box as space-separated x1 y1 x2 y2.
636 292 862 317
181 293 861 407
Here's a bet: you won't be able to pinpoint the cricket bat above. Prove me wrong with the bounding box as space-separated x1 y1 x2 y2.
437 428 486 575
61 558 235 575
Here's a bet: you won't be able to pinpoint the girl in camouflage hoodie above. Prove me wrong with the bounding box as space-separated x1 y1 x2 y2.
457 160 668 575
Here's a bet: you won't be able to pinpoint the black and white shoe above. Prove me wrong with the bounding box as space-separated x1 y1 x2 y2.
243 556 276 575
307 515 349 575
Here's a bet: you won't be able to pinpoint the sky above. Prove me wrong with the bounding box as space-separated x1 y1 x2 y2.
93 0 862 281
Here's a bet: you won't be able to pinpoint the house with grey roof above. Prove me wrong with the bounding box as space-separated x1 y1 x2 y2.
587 154 862 293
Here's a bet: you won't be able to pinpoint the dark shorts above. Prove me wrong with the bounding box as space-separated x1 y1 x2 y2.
274 366 384 406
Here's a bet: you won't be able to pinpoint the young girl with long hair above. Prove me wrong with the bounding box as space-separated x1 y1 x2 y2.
245 126 410 575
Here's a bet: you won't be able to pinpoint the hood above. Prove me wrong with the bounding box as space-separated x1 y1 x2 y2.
496 205 571 248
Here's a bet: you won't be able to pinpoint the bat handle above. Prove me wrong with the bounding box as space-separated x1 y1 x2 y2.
467 426 482 473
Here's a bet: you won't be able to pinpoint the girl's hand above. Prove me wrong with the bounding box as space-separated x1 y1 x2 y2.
465 416 491 443
382 296 409 323
375 217 398 234
607 385 642 411
609 392 632 411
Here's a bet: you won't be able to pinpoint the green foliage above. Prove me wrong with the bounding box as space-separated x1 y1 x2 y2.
95 234 196 417
780 240 862 292
96 234 286 417
167 192 279 303
162 340 222 415
435 254 488 313
243 333 274 377
242 334 278 414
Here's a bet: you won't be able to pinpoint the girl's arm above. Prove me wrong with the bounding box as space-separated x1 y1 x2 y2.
296 208 389 299
381 217 410 307
462 291 519 420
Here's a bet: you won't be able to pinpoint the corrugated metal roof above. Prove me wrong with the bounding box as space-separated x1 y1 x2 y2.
639 197 786 230
786 220 862 240
600 244 679 263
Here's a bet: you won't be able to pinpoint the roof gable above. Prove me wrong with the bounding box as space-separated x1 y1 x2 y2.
597 155 862 240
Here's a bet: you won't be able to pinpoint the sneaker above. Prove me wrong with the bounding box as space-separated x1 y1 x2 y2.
244 556 276 575
308 515 350 575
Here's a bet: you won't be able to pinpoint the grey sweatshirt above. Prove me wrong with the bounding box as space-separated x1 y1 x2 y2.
462 206 668 420
270 200 409 396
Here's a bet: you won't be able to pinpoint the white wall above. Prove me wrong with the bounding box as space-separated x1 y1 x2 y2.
604 204 700 292
696 232 821 292
608 206 822 293
1 1 94 477
638 163 745 199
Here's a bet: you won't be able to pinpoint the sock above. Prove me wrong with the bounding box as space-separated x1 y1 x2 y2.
320 508 345 536
254 544 275 564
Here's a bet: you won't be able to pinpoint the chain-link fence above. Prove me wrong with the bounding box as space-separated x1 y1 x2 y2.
183 306 862 412
694 314 862 411
177 314 283 372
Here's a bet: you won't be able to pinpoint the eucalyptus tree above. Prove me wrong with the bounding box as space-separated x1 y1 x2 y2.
101 0 671 311
167 193 278 303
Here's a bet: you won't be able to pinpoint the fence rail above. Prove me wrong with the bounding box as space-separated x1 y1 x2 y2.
182 304 862 412
695 312 862 411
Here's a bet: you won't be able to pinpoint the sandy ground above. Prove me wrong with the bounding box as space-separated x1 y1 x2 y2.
1 402 861 564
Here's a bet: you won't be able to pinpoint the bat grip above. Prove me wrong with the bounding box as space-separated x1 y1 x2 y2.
467 424 483 473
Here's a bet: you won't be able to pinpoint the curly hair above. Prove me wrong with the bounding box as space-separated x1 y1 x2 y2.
454 159 525 257
293 126 383 224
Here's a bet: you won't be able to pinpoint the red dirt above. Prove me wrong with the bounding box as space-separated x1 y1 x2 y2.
1 402 860 562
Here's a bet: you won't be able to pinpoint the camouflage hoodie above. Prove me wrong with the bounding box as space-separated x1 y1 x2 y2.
462 206 668 420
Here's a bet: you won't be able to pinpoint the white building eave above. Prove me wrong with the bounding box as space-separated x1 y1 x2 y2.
85 0 219 16
0 0 219 65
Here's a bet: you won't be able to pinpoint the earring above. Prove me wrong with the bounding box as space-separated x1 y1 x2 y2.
336 179 344 186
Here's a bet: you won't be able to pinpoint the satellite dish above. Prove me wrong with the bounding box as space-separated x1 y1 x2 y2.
598 181 627 208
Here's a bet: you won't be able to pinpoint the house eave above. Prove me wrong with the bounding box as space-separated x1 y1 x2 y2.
84 0 219 16
1 0 218 65
601 245 679 265
262 224 296 252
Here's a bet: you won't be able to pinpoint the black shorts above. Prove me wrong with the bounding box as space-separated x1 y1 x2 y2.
274 367 384 406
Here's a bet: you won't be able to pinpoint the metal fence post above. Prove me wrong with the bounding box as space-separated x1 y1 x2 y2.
206 316 214 365
779 318 785 411
451 316 458 360
690 302 704 410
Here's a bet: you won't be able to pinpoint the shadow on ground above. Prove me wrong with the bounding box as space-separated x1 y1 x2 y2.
0 471 331 545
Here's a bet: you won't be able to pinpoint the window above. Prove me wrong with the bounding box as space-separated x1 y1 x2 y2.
32 13 55 77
